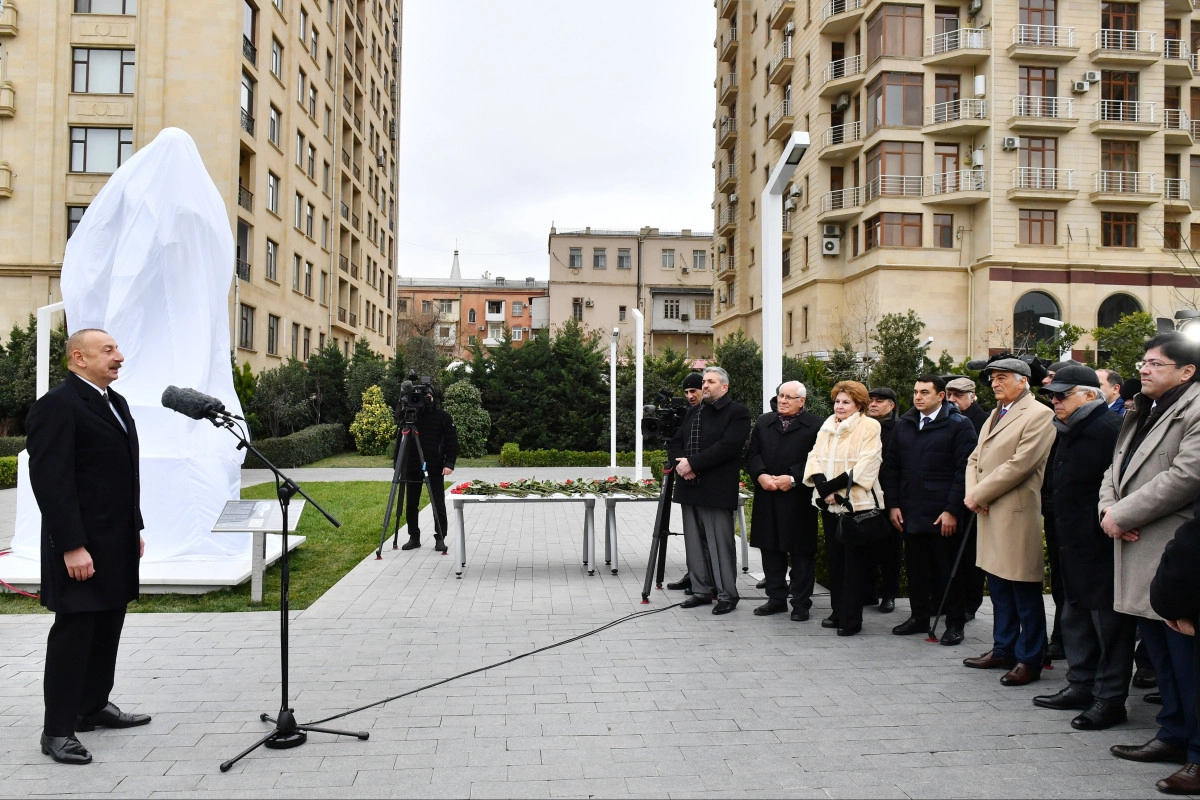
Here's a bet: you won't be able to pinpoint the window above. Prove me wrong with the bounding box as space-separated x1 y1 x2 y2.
1101 139 1138 184
268 105 281 145
1165 221 1183 249
1019 209 1056 244
467 308 477 323
486 300 503 314
1019 0 1057 29
292 254 302 290
568 247 583 268
572 298 584 321
265 239 278 281
321 216 329 248
1101 211 1138 247
239 304 255 349
866 73 923 132
512 328 524 341
294 192 303 228
693 250 706 270
618 248 632 269
271 38 283 78
320 271 327 304
489 324 504 340
298 7 308 41
306 144 316 178
267 315 280 355
934 214 954 247
304 202 314 237
782 247 790 277
308 84 318 118
438 299 454 314
72 49 135 94
619 305 627 321
304 261 313 295
512 301 524 315
291 323 300 358
1101 2 1139 48
787 311 794 344
309 27 319 61
865 141 922 199
593 248 607 269
322 160 330 192
324 105 333 138
866 4 924 63
297 68 306 105
69 127 133 173
266 172 280 213
694 298 712 320
1097 293 1143 327
303 327 312 359
325 50 333 82
662 249 676 269
295 131 305 166
802 305 810 340
468 334 477 345
1100 71 1139 120
74 0 137 12
1014 291 1060 348
67 206 87 239
664 298 680 319
421 300 432 314
864 212 922 249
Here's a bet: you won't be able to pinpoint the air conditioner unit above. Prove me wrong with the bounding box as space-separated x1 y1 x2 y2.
377 154 386 166
718 244 727 253
1084 70 1102 83
834 93 851 111
822 223 843 238
784 21 795 36
720 114 730 125
784 199 797 212
681 313 690 322
719 291 729 303
822 237 841 256
478 325 485 331
967 0 982 14
584 299 594 307
1002 136 1020 151
728 192 739 203
682 266 690 274
1072 80 1090 94
788 184 803 198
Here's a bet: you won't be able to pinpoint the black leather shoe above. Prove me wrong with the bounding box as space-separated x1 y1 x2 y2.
679 596 711 609
821 616 839 629
77 702 151 731
712 600 737 615
1132 666 1158 689
836 623 862 636
1110 738 1187 764
940 625 965 646
790 609 809 622
753 600 787 616
965 610 976 621
666 576 691 591
400 535 421 550
1071 700 1128 731
1033 686 1094 711
433 535 448 553
1047 639 1066 661
1157 762 1200 795
755 578 767 589
892 617 930 636
40 734 92 765
878 598 896 613
1146 692 1163 705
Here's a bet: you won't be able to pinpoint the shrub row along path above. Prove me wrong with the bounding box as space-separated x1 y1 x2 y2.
0 468 1169 798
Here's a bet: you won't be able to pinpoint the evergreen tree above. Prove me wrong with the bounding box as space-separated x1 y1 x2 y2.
345 338 386 417
250 358 312 437
712 328 762 410
869 310 927 409
1092 311 1156 378
306 341 350 426
0 316 67 434
442 380 491 458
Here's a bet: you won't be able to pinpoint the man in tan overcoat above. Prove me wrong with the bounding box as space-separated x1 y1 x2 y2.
962 358 1056 687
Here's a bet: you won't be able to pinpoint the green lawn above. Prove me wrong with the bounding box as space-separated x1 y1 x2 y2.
304 451 501 469
0 481 422 614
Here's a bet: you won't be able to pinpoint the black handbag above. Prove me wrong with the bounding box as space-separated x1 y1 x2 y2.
834 469 889 547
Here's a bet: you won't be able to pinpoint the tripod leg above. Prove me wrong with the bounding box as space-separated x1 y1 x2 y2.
391 432 412 549
219 727 278 772
655 469 675 588
641 464 675 602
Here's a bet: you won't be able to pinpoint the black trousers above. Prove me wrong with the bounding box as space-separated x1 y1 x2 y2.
822 511 872 627
904 532 966 626
869 529 902 601
405 471 447 537
759 536 816 612
1044 513 1064 644
44 607 127 736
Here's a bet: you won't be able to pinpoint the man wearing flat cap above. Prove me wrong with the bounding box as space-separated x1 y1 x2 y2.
1032 364 1132 730
963 357 1056 686
867 386 901 613
946 377 988 435
665 372 705 595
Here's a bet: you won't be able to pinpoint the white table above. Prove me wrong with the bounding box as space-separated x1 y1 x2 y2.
602 494 750 575
449 494 598 577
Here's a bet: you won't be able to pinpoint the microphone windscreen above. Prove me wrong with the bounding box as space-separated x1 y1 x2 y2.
964 359 990 371
161 385 224 420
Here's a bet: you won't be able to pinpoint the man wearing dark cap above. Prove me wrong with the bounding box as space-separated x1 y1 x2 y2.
947 377 988 435
665 372 705 594
1045 359 1084 386
867 386 901 613
1032 364 1132 730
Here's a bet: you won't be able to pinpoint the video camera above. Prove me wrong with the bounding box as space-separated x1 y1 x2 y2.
641 389 690 441
397 371 434 415
963 351 1052 387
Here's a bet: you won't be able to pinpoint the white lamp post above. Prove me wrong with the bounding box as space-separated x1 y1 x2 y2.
609 327 619 471
633 309 645 481
1039 316 1068 360
760 131 810 413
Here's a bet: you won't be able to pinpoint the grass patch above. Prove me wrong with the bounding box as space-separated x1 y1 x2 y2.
0 481 423 614
302 451 501 469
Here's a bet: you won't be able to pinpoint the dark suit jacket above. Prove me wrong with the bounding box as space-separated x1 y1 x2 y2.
746 409 820 552
880 401 977 533
1151 494 1200 624
667 393 751 509
26 373 143 614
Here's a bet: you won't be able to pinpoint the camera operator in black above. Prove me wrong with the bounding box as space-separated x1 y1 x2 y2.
399 386 458 553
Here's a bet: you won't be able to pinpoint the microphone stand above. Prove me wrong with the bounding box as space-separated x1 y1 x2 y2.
200 413 368 773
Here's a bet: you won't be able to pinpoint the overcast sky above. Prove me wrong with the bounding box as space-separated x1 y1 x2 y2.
397 1 715 280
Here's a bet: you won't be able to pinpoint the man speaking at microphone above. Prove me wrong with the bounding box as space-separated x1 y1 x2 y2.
26 328 149 765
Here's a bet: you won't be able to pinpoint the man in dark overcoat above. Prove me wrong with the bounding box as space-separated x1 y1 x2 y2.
1031 365 1133 730
746 380 821 621
26 328 149 765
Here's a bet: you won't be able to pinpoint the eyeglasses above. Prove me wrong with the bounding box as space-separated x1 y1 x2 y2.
777 393 801 401
1048 389 1077 402
1136 359 1179 371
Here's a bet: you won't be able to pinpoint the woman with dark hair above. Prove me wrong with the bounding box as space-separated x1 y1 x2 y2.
803 380 885 637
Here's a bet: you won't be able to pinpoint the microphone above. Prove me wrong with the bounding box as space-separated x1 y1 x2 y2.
161 386 242 421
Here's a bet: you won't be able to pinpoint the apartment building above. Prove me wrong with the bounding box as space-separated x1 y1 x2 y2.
547 226 716 358
714 0 1200 360
0 0 400 371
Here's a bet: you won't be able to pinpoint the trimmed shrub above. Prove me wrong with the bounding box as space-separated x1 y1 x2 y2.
0 436 26 457
498 442 666 468
0 455 15 489
349 385 397 456
443 380 490 459
241 424 347 469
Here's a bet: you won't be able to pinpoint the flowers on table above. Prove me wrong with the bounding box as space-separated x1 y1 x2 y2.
449 476 663 498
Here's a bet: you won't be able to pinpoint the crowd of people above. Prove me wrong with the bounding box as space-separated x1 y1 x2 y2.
666 334 1200 796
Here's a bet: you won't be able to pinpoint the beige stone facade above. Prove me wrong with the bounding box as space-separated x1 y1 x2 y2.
547 227 716 358
714 0 1200 362
0 0 399 370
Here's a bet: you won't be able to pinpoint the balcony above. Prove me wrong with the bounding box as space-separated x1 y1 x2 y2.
239 108 255 136
924 28 989 66
354 112 362 131
820 54 864 97
339 254 349 272
717 159 736 192
923 98 989 134
342 148 351 166
820 0 864 36
340 200 349 219
338 306 347 323
350 261 360 278
237 184 254 212
1008 167 1077 201
718 115 737 147
352 212 361 230
770 0 795 28
243 36 257 67
719 0 737 20
781 210 793 242
719 26 738 61
1090 171 1159 204
865 174 922 202
1092 100 1157 135
922 170 989 205
820 120 863 160
353 161 361 180
1165 178 1191 210
1008 25 1079 61
716 255 736 279
349 312 358 328
719 72 738 104
767 98 793 139
236 258 251 282
768 38 794 85
716 206 736 235
0 81 14 117
1165 39 1193 78
1008 95 1077 132
343 96 352 115
0 0 17 35
818 186 863 221
1091 29 1159 65
1164 109 1194 145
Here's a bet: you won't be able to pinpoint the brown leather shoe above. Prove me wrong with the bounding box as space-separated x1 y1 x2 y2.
963 649 1017 670
1110 738 1188 764
1157 762 1200 794
1000 662 1041 686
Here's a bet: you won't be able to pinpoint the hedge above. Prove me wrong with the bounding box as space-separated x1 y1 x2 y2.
499 442 667 468
241 424 347 469
0 456 15 489
0 437 26 457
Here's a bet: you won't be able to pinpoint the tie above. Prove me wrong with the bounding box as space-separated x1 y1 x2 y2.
920 415 931 430
102 390 128 433
999 407 1007 419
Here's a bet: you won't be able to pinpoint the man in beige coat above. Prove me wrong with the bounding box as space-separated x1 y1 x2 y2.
962 358 1056 686
1100 332 1200 793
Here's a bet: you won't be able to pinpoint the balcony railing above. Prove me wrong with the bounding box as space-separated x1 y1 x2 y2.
925 98 987 125
1011 167 1075 191
350 261 360 278
343 96 352 114
718 161 736 185
820 186 863 211
719 116 737 141
1165 38 1190 61
822 120 862 148
353 162 361 180
354 113 362 130
1165 108 1192 134
718 207 736 228
349 312 358 328
1012 95 1074 118
769 38 793 75
1096 100 1155 123
1011 24 1075 48
821 0 862 22
345 43 353 64
338 306 347 322
925 169 987 195
720 72 737 96
1165 178 1190 202
352 213 361 229
237 184 254 211
342 149 351 166
243 36 257 66
720 26 738 54
340 201 349 219
236 258 251 281
339 254 349 272
1192 119 1200 140
1094 170 1155 193
782 210 792 232
767 98 792 130
1095 29 1157 52
239 108 255 136
865 174 923 201
926 27 988 56
823 53 862 83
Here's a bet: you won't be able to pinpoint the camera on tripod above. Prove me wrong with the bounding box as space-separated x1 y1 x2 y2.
397 371 434 416
641 389 690 442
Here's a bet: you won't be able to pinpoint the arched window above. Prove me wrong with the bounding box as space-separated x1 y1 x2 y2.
1013 290 1061 350
468 308 476 323
1097 293 1142 328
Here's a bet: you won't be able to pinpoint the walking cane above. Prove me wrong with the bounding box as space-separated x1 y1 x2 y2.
927 514 978 643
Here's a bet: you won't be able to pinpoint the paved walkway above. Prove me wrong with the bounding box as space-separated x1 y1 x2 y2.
0 469 1181 798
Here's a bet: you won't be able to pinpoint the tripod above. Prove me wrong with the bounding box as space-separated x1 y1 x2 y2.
376 409 446 558
640 460 679 603
216 417 368 773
